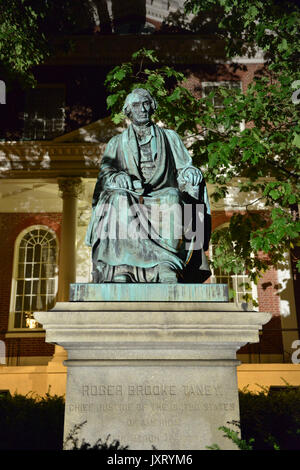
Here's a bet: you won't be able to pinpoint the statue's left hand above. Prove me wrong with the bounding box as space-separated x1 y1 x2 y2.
182 167 202 186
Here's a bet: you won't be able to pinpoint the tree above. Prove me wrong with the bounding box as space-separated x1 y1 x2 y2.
184 0 300 283
184 0 300 73
105 0 300 302
0 0 49 86
0 0 105 87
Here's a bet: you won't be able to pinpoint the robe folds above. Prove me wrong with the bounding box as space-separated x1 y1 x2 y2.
85 123 211 282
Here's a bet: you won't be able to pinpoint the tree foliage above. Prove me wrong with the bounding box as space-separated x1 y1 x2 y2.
105 1 300 297
0 0 100 86
238 385 300 450
185 0 300 73
0 0 49 85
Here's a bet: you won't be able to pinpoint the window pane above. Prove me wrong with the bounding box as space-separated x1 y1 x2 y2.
26 247 33 262
18 263 25 277
44 264 55 277
33 244 41 262
24 281 31 295
33 263 41 278
15 296 22 311
21 314 27 329
25 263 33 278
41 246 49 263
48 249 56 264
47 279 55 293
40 279 47 294
18 248 25 263
29 230 38 238
214 94 224 108
32 280 39 295
16 281 24 295
23 296 31 311
37 295 47 310
31 296 43 311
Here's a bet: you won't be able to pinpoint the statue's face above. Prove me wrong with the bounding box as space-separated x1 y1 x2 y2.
129 93 152 125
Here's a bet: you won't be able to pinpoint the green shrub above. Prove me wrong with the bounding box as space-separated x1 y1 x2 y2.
0 389 65 450
239 385 300 450
64 421 129 451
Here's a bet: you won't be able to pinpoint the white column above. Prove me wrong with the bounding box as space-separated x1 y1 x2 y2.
57 177 82 302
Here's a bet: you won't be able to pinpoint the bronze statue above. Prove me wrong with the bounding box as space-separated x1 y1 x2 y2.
85 88 211 283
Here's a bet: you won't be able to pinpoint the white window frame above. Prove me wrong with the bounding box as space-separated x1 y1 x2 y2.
202 80 245 132
209 224 258 308
21 84 66 141
8 225 59 332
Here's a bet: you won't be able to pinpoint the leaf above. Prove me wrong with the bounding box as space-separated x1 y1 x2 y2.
278 38 288 52
248 5 259 17
292 133 300 148
106 94 119 109
111 112 125 124
167 87 182 102
113 69 127 81
269 190 280 200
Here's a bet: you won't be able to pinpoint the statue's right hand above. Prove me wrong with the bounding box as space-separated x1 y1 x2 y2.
113 172 133 190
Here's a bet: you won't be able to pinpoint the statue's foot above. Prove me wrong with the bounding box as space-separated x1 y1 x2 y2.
92 270 102 283
158 264 178 283
112 273 134 283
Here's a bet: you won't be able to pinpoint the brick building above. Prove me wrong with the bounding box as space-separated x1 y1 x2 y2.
0 0 299 394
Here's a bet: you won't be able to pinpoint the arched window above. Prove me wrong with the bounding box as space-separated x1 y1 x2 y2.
9 226 58 330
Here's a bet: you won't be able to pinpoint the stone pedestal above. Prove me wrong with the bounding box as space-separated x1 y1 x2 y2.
35 285 271 450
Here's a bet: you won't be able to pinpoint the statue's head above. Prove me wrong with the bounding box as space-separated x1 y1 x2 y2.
123 88 157 125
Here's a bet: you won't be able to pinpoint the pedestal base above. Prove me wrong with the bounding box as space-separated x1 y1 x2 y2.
69 282 229 302
35 293 271 450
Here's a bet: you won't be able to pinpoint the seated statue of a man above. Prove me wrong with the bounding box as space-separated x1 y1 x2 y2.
85 88 211 283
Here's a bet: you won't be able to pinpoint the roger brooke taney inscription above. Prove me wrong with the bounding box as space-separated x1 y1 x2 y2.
65 375 237 448
85 88 211 284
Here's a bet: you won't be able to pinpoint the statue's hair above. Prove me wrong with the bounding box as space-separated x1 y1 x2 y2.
122 88 157 117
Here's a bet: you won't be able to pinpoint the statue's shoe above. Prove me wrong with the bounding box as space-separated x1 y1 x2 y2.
158 265 178 283
112 273 134 283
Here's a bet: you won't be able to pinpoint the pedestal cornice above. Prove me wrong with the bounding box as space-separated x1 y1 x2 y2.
34 300 271 361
